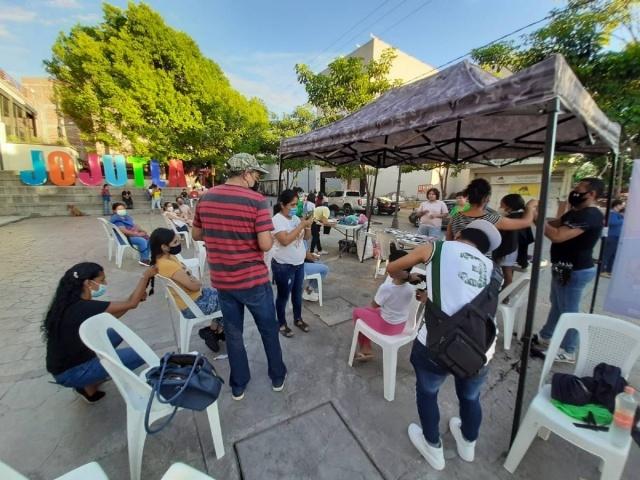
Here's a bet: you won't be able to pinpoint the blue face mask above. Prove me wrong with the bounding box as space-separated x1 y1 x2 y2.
91 282 107 298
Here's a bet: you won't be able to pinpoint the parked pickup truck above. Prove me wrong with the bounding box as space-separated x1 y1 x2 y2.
326 190 373 214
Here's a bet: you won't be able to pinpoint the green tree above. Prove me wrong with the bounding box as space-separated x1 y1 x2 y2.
46 2 269 165
471 0 639 191
295 48 401 124
296 48 401 209
260 106 317 188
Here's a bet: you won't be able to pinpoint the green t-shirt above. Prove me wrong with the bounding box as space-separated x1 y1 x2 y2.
450 203 470 217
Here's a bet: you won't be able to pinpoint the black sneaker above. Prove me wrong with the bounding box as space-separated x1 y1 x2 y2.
74 388 106 404
198 327 220 353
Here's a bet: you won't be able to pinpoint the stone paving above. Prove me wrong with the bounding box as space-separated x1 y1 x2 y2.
0 212 638 479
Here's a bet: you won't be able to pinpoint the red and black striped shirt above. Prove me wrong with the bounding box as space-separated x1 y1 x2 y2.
193 184 273 291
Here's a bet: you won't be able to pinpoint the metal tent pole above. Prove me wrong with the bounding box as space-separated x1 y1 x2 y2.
361 163 380 263
589 152 618 313
510 98 559 445
391 166 402 228
277 155 283 196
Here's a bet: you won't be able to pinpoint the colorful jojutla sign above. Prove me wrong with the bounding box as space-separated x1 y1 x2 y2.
19 149 187 187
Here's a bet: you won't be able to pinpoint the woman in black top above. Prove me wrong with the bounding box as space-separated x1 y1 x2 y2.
121 190 134 209
43 262 157 403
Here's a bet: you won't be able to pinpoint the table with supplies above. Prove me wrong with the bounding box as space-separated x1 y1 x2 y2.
334 224 363 257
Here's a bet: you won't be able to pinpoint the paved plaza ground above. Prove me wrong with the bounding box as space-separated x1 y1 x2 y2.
0 211 638 479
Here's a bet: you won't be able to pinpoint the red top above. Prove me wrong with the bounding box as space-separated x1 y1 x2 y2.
193 184 273 291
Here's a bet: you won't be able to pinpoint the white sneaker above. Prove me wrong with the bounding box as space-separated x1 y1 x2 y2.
449 417 476 462
408 423 445 471
302 291 319 302
554 348 576 364
318 250 329 255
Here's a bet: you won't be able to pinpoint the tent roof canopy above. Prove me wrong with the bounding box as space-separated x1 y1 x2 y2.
279 55 620 168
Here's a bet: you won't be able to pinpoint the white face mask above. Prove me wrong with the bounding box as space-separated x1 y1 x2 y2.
166 206 174 212
116 209 127 216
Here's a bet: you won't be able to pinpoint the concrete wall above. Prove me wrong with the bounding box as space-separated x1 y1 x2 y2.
0 140 78 172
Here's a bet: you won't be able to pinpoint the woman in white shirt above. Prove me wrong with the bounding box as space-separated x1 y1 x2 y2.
272 189 313 337
417 188 449 239
162 202 191 231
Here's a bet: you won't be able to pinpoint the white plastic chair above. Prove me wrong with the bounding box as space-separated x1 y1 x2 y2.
157 275 223 353
303 272 323 306
374 232 395 278
194 240 207 277
110 223 137 268
161 463 215 480
97 218 116 261
0 461 108 480
79 313 224 480
175 254 202 281
497 273 531 350
348 294 422 401
504 313 640 480
164 214 191 249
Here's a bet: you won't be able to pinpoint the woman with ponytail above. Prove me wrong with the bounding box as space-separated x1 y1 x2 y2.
149 228 224 353
44 262 157 403
447 178 538 250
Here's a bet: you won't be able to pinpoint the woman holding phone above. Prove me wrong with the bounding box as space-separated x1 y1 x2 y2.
271 189 313 337
44 262 157 403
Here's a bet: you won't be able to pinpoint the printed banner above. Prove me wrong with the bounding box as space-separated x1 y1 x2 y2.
604 159 640 319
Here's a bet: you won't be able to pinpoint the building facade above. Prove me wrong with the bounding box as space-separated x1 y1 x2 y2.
0 69 38 142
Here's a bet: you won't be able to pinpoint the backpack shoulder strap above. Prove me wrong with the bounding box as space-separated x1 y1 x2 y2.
430 241 444 309
468 262 503 311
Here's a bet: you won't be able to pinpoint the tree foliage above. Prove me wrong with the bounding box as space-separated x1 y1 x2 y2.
471 0 640 188
295 48 401 125
46 2 269 164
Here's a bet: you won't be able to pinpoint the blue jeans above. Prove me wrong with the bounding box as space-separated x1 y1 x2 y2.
181 287 220 319
102 198 111 216
128 236 150 261
304 261 329 291
602 236 620 273
410 340 488 445
217 282 287 395
54 330 145 389
540 266 597 354
418 225 442 239
271 260 304 326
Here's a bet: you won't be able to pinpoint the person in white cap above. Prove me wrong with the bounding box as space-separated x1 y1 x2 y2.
387 219 502 471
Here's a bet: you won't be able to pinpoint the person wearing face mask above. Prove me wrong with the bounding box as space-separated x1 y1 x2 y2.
162 201 191 231
538 178 605 364
44 262 157 403
110 202 151 266
150 228 224 352
192 153 287 401
447 179 537 251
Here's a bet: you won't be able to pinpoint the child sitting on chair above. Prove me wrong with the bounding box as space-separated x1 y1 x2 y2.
352 245 417 361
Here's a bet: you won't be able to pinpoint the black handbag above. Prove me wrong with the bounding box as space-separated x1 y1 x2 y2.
144 353 224 434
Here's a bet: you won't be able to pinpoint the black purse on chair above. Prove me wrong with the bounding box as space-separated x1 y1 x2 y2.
144 353 224 434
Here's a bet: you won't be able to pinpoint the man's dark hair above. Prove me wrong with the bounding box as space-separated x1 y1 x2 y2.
111 202 125 211
580 177 605 198
459 228 491 254
612 199 624 209
455 191 466 198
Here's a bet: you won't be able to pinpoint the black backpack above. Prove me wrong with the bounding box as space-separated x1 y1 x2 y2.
424 263 503 378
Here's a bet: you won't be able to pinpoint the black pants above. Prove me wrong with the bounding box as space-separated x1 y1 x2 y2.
310 223 322 252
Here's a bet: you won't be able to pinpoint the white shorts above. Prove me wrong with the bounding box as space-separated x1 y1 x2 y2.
499 250 518 267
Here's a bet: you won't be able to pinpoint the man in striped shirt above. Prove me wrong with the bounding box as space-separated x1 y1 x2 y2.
193 153 287 401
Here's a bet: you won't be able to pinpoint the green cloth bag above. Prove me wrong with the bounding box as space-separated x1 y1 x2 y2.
551 399 613 425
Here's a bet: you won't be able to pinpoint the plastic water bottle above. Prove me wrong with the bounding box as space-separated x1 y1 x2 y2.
610 386 637 447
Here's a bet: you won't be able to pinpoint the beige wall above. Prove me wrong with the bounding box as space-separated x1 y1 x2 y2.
0 141 78 172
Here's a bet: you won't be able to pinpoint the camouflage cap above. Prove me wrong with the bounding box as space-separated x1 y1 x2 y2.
227 153 269 174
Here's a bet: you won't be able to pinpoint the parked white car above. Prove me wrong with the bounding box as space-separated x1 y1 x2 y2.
326 190 371 214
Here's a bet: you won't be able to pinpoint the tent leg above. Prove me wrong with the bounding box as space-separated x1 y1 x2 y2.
510 98 559 445
277 156 283 197
391 167 402 228
361 167 379 263
589 152 618 313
